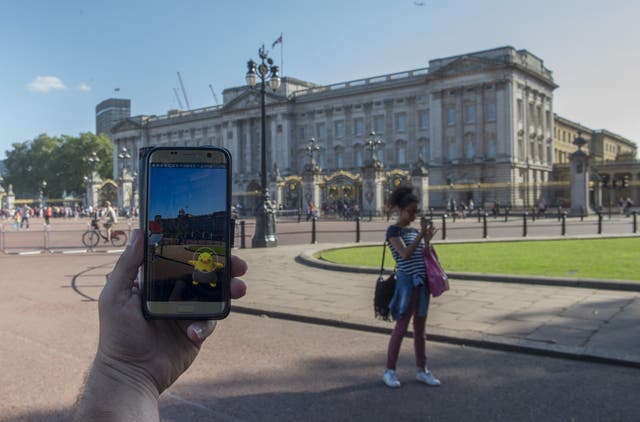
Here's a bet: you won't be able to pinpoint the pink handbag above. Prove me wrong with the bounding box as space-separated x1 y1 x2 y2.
424 246 450 297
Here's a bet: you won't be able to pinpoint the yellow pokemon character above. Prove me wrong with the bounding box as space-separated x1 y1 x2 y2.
188 250 223 287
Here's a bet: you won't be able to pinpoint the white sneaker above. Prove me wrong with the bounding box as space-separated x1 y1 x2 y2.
416 369 441 386
383 369 401 388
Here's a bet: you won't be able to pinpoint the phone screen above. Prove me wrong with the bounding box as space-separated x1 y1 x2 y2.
142 147 231 319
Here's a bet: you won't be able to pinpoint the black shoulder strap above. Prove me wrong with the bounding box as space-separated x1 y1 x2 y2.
379 236 387 276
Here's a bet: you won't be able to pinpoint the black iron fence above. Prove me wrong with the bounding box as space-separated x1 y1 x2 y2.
1 212 637 254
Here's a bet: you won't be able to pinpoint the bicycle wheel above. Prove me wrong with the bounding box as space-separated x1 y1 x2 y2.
110 230 128 247
82 230 100 248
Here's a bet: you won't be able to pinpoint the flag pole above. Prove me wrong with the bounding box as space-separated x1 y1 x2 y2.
280 32 284 77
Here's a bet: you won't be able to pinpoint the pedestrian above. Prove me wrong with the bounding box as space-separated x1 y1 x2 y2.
44 205 52 225
383 185 440 388
20 205 31 230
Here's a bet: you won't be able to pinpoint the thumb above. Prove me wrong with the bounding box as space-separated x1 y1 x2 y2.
101 229 143 303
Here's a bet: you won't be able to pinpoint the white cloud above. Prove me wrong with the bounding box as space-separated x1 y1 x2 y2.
77 83 91 92
27 76 66 93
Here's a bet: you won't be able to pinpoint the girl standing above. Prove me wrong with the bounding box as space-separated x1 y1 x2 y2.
383 186 440 388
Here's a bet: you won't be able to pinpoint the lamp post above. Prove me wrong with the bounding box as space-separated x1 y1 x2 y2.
366 131 382 163
245 45 281 247
118 147 131 178
306 138 320 169
40 180 47 207
87 151 100 209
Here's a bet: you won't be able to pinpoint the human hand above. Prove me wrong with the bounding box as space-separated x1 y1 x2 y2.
97 229 247 394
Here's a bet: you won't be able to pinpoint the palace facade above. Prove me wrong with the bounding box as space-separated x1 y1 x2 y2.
105 46 638 213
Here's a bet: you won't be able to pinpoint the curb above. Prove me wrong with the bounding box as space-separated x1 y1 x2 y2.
232 305 640 369
296 246 640 292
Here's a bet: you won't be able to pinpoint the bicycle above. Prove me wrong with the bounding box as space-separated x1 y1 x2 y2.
82 218 128 247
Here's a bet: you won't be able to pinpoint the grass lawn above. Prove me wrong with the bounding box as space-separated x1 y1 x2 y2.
318 238 640 281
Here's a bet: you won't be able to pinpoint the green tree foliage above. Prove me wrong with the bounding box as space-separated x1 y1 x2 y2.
4 133 113 199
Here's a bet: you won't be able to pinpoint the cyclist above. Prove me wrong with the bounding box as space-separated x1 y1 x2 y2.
103 201 118 242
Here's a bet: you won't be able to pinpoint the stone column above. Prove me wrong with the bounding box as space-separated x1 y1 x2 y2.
87 173 102 209
302 164 323 217
570 149 589 216
361 160 386 217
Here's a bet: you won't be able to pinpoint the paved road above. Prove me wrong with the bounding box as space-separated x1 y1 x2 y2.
1 252 639 422
2 241 640 420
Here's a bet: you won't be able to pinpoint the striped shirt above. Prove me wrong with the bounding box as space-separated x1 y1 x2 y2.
386 225 426 276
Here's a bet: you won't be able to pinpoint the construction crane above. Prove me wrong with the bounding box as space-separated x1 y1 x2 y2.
173 88 184 109
209 84 220 106
177 71 191 110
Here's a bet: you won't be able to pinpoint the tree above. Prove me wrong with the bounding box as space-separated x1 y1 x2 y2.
3 133 113 200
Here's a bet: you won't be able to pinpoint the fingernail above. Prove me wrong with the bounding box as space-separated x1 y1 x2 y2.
192 325 205 340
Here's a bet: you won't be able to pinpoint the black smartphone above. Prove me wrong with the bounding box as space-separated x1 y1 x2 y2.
139 146 232 320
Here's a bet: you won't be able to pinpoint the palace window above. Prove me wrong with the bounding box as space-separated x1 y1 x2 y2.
353 118 364 136
465 104 475 124
334 120 344 139
418 110 429 130
395 113 406 132
316 123 326 140
486 102 497 122
446 107 456 126
373 115 385 134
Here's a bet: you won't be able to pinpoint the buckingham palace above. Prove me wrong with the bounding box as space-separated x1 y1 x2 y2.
103 46 638 215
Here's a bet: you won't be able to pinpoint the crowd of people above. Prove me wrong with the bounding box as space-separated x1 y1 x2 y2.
0 204 138 230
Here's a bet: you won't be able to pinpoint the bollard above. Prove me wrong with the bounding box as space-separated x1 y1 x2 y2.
633 211 637 234
369 211 373 222
597 212 603 234
311 217 318 244
523 212 528 237
44 224 50 252
441 214 447 240
0 224 4 254
531 209 536 222
477 209 482 223
561 212 567 236
429 208 434 220
483 213 488 238
356 217 361 243
452 210 456 223
580 206 585 222
504 208 509 222
297 209 301 223
240 221 246 249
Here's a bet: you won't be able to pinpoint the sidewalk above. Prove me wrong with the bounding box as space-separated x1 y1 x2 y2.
230 244 640 368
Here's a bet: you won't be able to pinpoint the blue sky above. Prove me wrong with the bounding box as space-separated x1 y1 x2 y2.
2 0 639 160
149 166 227 218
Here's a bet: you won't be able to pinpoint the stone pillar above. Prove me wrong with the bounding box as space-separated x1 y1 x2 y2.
570 149 589 216
302 164 323 217
361 160 386 217
87 173 102 209
411 160 430 212
118 170 134 210
6 184 15 210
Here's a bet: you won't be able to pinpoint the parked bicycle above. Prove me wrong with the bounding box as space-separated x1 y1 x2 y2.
82 218 128 247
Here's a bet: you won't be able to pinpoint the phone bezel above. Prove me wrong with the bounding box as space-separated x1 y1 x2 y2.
140 146 232 320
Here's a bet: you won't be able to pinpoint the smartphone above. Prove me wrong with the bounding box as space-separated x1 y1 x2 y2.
140 146 232 320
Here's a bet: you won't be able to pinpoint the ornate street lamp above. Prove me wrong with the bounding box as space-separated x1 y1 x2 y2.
245 45 281 247
87 152 100 209
306 138 320 170
40 180 47 208
366 131 382 163
118 147 131 177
